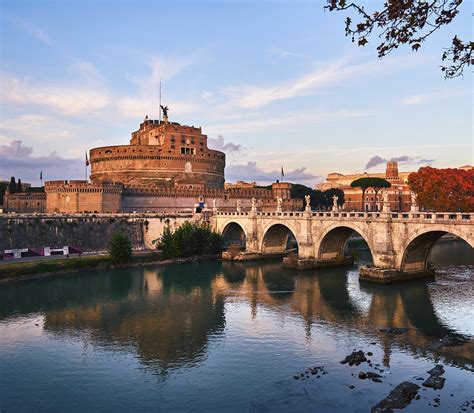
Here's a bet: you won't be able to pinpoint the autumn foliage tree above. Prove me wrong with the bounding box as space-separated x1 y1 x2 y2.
408 166 474 212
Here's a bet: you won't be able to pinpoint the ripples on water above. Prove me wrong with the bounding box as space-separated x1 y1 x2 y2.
0 240 473 412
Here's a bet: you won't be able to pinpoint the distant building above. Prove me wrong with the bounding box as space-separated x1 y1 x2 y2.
1 179 45 213
458 165 473 171
3 191 46 213
316 161 412 212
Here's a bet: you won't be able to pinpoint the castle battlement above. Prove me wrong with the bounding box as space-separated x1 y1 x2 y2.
45 180 123 194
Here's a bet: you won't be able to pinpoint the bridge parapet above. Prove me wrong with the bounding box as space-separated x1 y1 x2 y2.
214 210 473 222
213 209 473 283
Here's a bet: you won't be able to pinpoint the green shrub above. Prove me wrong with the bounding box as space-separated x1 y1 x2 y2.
108 230 132 265
158 222 223 259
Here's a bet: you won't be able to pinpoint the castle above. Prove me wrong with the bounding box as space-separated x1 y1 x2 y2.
40 111 301 214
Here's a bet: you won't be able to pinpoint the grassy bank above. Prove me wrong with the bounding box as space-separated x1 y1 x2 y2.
0 252 222 284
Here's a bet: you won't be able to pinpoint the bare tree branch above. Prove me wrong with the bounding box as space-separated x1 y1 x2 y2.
326 0 472 78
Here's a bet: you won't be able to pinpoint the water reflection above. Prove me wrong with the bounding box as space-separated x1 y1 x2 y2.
0 241 472 377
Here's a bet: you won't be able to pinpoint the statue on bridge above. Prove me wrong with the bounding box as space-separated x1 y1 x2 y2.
382 191 390 212
305 195 311 212
410 191 419 212
276 197 283 212
251 197 257 212
212 199 217 213
332 195 339 212
236 199 241 213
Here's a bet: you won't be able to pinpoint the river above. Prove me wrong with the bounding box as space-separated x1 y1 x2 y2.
0 240 473 412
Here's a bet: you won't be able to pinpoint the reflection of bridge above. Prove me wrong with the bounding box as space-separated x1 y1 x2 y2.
1 260 472 369
217 261 474 367
213 210 474 282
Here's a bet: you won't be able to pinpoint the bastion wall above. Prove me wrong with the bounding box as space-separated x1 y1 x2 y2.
0 214 194 252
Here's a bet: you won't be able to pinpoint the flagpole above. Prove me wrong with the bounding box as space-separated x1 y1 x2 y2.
85 150 88 182
159 78 162 122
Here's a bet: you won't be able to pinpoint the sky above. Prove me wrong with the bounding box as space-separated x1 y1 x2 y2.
0 0 472 186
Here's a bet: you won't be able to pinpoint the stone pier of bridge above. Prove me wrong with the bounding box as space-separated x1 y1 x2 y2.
212 209 474 283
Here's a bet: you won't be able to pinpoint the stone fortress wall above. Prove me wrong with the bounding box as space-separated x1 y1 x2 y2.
45 180 301 214
0 213 195 251
45 181 122 214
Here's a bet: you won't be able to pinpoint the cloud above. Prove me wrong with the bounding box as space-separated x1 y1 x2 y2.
0 114 76 145
150 56 195 82
268 47 303 59
207 135 244 155
226 161 320 185
9 17 51 45
115 96 198 119
223 54 423 109
0 140 33 157
401 89 470 106
365 155 435 170
401 95 427 105
0 72 109 115
206 108 370 135
0 140 83 184
116 54 202 119
365 155 387 169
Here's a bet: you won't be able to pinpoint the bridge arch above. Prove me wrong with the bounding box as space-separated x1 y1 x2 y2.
261 223 299 254
316 224 374 262
221 221 247 250
400 227 473 274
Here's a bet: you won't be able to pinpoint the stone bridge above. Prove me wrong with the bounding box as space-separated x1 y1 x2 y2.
212 209 474 283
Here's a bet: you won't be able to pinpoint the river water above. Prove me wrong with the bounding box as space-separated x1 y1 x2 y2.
0 240 473 412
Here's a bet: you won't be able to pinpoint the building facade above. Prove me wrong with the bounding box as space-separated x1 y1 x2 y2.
316 161 412 212
2 191 46 213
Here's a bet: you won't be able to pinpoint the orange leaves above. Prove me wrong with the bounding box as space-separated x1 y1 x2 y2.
408 167 474 212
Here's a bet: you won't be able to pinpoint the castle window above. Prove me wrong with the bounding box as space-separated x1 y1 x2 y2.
181 147 195 155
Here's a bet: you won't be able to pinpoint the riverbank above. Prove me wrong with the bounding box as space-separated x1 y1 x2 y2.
0 252 221 285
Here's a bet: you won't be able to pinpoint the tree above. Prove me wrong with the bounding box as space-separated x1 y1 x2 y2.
157 222 223 259
17 179 23 193
326 0 472 78
408 166 473 211
290 184 345 210
108 230 132 265
351 177 391 211
290 184 319 209
323 188 345 209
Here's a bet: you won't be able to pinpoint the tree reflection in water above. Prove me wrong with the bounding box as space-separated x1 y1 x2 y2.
0 240 472 374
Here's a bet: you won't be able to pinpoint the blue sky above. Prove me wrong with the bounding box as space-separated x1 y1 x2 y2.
0 0 472 185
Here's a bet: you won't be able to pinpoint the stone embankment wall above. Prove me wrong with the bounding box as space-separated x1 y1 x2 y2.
0 213 194 252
